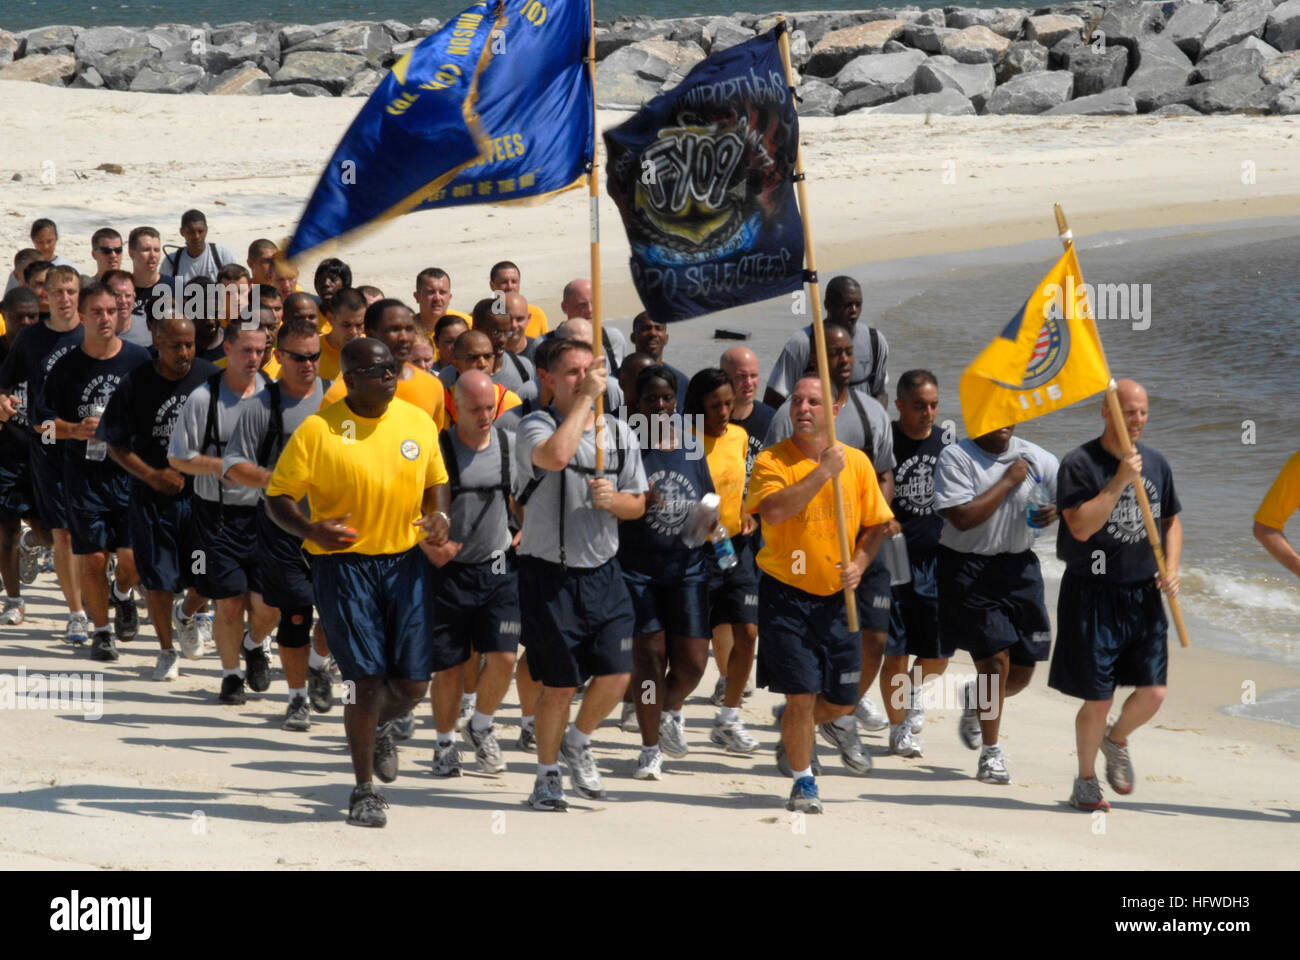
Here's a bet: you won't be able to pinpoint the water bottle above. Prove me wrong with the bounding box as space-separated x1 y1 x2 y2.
682 493 720 548
882 532 912 586
85 402 108 462
701 493 738 570
1026 473 1051 537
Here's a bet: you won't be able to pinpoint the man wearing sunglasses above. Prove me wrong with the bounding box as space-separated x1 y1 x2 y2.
90 228 124 280
267 337 451 828
224 314 336 731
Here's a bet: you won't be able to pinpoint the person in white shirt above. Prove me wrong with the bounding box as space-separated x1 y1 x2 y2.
158 209 237 282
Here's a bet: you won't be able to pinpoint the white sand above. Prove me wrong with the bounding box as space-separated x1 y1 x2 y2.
1 83 1298 868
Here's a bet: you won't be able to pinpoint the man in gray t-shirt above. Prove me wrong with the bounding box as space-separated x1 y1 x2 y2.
426 370 522 777
932 423 1059 787
513 338 647 812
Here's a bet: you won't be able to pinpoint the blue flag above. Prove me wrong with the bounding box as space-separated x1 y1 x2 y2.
286 2 502 260
418 0 593 208
604 27 804 323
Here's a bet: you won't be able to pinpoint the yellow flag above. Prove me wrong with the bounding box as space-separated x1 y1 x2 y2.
959 245 1112 438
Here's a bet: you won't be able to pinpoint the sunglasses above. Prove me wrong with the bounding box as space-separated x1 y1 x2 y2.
350 361 398 379
280 349 321 364
97 245 123 255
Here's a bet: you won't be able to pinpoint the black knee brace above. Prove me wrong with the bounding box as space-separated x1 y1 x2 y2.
276 606 314 648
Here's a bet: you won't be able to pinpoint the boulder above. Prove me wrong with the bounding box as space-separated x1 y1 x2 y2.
832 49 927 108
1163 2 1221 59
1044 85 1139 112
1199 0 1273 57
883 39 911 53
1049 33 1087 68
1261 48 1300 85
985 69 1075 112
277 21 350 50
0 30 18 68
1265 0 1300 52
146 24 200 61
74 26 149 71
0 53 76 85
598 39 705 85
914 54 997 110
1150 101 1202 113
806 20 909 75
595 23 667 59
902 22 956 53
1193 36 1279 82
342 69 384 97
20 25 80 56
916 8 947 27
797 78 843 116
385 39 419 66
1095 2 1166 54
272 51 368 95
286 22 393 68
703 18 754 53
98 45 162 90
265 82 335 97
791 12 840 47
410 18 443 39
1024 14 1087 47
71 65 105 89
666 18 709 48
1031 3 1105 19
202 63 272 95
594 67 662 108
997 40 1050 82
1274 80 1300 111
1187 71 1268 110
938 25 1013 64
380 20 412 43
867 87 977 113
944 8 1027 39
130 61 205 94
1064 45 1129 95
201 26 280 75
1127 35 1194 110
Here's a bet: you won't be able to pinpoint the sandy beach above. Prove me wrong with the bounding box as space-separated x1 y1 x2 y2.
1 83 1298 869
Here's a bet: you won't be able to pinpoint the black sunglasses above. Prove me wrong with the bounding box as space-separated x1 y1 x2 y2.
350 361 398 379
280 349 321 363
96 245 123 254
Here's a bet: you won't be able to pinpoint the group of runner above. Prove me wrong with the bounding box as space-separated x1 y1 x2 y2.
4 212 1294 829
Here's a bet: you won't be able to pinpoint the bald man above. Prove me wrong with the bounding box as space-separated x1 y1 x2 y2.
559 278 627 372
720 345 776 481
550 318 625 414
442 297 536 397
1049 380 1182 813
444 330 522 425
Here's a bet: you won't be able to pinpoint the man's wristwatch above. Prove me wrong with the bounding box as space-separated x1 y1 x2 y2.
432 510 450 528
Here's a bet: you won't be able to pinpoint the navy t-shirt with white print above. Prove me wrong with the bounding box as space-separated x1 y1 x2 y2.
617 444 714 581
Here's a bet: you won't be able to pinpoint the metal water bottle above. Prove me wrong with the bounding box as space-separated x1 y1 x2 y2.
882 532 911 586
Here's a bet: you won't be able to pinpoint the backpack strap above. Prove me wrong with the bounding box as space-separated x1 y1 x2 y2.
254 380 283 469
507 350 529 383
168 247 185 277
602 327 620 377
846 388 875 467
210 244 224 272
438 429 461 495
200 371 227 516
867 327 882 397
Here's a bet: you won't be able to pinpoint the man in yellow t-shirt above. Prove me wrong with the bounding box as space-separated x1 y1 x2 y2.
319 300 447 428
413 267 471 348
744 374 893 814
1254 452 1300 579
267 337 451 829
318 288 367 382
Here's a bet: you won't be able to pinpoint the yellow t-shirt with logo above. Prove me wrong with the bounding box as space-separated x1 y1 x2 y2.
1256 452 1300 530
524 304 547 339
320 364 446 428
744 438 894 597
704 424 749 538
267 396 448 556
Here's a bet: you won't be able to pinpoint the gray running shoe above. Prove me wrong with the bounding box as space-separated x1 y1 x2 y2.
853 695 889 732
390 710 416 741
456 694 475 731
347 783 388 828
657 713 689 758
374 722 399 783
306 663 334 713
959 679 982 750
1101 724 1135 795
634 745 663 780
518 721 537 753
889 722 924 758
709 675 727 706
193 611 214 654
464 720 506 774
977 744 1010 784
431 740 462 777
283 694 311 732
818 720 873 774
1069 776 1110 812
152 648 180 682
619 701 639 733
527 769 568 811
786 776 822 813
111 588 138 641
17 529 39 584
905 688 925 734
0 598 24 626
173 599 203 661
65 611 90 646
710 718 759 754
90 629 119 662
560 736 604 799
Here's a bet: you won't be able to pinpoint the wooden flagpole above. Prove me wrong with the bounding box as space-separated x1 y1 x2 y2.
779 19 859 632
587 0 606 472
1054 204 1190 648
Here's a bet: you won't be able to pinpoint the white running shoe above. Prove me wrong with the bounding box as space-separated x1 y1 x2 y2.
0 598 24 626
958 679 982 750
905 687 925 734
710 718 759 754
619 701 640 733
854 695 889 732
192 610 214 654
152 649 180 681
889 722 924 757
658 713 689 758
174 599 203 660
977 744 1010 784
634 746 663 780
65 611 90 645
456 693 476 731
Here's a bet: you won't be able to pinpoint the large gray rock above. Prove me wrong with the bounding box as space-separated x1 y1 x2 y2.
1265 0 1300 52
380 20 412 43
1200 0 1273 56
1096 2 1167 54
74 26 148 71
98 45 162 90
665 17 708 48
342 69 384 97
1163 2 1222 59
130 61 205 94
916 7 947 27
867 87 977 114
410 18 442 39
1065 45 1130 94
1150 102 1202 114
0 30 18 68
71 65 104 89
1274 80 1300 111
285 22 393 67
594 65 663 108
202 25 280 75
277 21 350 50
797 78 843 116
791 12 840 47
272 51 368 95
902 22 956 52
806 20 909 75
1261 48 1300 85
703 17 754 52
1049 32 1087 68
938 25 1013 64
1024 14 1087 47
146 24 201 62
985 69 1075 112
20 25 80 56
202 63 272 95
945 8 1027 39
595 22 667 59
0 53 76 84
1127 35 1194 110
833 48 927 94
1044 85 1139 112
998 40 1051 82
597 39 705 86
914 54 997 109
1193 36 1279 82
1187 71 1269 110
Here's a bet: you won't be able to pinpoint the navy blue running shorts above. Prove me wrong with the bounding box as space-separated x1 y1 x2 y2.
430 556 521 671
518 555 635 688
0 435 35 519
707 533 759 628
191 499 262 600
255 505 312 610
937 546 1051 666
64 466 132 555
29 446 68 530
886 551 951 659
756 573 861 706
129 484 194 593
623 565 710 638
855 552 893 635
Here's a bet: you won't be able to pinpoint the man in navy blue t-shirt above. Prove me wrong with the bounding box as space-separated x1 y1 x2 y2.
1049 379 1182 813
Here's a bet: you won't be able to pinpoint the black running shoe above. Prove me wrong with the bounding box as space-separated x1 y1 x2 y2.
283 694 311 732
219 673 247 705
306 663 333 713
111 589 138 641
374 722 399 783
243 635 271 693
90 630 119 662
347 783 389 828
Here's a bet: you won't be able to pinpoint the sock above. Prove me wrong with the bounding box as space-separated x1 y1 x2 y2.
112 583 132 602
221 667 244 679
538 762 560 777
288 686 307 703
667 708 683 724
718 706 739 724
470 710 493 732
564 723 590 748
93 625 111 637
832 714 856 731
437 732 454 747
242 631 259 652
308 648 327 669
981 742 999 755
641 744 659 756
792 766 813 781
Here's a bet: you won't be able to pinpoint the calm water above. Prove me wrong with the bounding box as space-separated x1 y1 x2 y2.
2 0 1016 32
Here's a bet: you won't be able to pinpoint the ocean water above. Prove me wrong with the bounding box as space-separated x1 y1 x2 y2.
2 0 1015 32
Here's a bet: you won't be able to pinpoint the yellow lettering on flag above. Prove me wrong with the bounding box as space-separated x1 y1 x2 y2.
958 245 1111 438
